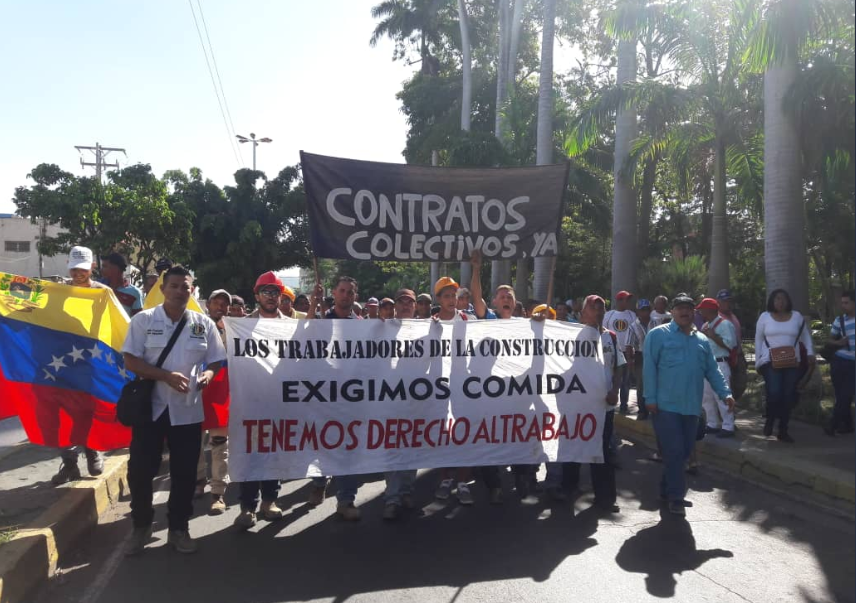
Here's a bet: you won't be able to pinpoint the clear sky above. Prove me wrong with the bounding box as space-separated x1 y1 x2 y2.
0 1 418 213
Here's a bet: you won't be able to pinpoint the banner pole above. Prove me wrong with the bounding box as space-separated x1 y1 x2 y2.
313 256 320 285
545 256 557 309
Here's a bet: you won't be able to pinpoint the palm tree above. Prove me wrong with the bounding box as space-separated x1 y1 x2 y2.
532 0 557 303
744 0 851 312
370 0 449 74
457 0 474 287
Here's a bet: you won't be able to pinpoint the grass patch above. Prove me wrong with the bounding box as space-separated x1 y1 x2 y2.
0 526 19 546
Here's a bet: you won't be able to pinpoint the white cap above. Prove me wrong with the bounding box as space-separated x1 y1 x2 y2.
68 246 94 271
565 298 574 307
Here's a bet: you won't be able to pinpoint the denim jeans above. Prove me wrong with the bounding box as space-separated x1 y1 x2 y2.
652 410 698 502
831 357 855 430
312 475 362 504
384 470 416 505
239 480 280 511
759 364 800 433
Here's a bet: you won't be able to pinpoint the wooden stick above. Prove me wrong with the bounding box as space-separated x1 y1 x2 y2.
545 255 557 308
313 256 320 285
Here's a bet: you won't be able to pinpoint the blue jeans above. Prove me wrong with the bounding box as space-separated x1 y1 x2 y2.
239 480 280 512
652 410 698 502
831 357 855 430
384 470 416 505
758 364 800 433
312 475 362 504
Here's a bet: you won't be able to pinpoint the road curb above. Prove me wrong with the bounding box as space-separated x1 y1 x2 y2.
0 452 129 603
614 414 855 519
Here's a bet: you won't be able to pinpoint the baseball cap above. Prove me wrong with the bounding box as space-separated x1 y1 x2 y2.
366 297 379 307
395 288 416 301
281 286 296 302
416 293 432 303
456 287 470 299
434 277 459 296
672 292 695 307
353 302 363 311
101 252 127 271
616 290 633 300
695 297 719 311
531 304 557 319
208 289 232 304
155 258 173 273
379 297 394 307
716 289 733 300
67 246 94 271
637 298 651 310
565 298 574 307
583 294 605 311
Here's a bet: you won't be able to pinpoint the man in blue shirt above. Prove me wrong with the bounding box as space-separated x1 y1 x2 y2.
825 290 855 436
643 293 734 516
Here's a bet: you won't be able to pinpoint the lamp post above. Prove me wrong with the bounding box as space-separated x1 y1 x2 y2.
235 132 272 171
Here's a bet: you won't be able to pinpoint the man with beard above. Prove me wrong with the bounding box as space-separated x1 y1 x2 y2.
194 289 231 514
233 272 288 530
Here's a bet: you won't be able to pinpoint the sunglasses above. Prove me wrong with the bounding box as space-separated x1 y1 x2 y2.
259 288 281 298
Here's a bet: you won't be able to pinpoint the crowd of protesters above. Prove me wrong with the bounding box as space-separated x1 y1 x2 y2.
45 246 854 554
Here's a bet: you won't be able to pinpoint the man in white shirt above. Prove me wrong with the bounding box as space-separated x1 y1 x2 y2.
604 290 637 414
697 297 738 437
649 295 672 327
122 265 225 556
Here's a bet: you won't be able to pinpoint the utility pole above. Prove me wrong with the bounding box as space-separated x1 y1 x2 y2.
74 142 127 181
236 133 272 171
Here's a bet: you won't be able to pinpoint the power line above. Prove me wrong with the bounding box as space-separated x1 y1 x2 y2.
196 0 244 167
188 0 242 168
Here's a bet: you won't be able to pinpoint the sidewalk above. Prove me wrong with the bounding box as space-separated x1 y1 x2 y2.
0 441 129 603
615 391 856 518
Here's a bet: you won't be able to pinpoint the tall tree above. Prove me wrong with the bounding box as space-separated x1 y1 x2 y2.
532 0 557 302
457 0 474 287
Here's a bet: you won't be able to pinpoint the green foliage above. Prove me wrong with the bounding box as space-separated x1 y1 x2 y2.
638 255 708 300
13 163 193 278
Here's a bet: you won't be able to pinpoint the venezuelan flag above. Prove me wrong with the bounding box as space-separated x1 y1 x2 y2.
0 272 133 450
143 272 228 428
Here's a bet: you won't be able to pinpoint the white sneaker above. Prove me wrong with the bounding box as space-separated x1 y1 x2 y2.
456 483 474 505
434 478 454 500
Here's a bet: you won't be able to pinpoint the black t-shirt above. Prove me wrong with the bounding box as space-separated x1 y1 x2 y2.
324 308 358 320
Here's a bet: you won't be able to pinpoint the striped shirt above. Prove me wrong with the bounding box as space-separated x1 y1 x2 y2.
830 314 855 361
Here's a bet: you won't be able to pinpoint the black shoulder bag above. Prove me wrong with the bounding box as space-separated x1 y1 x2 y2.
117 313 188 428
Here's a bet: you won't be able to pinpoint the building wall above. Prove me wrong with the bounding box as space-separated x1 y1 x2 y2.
0 216 67 279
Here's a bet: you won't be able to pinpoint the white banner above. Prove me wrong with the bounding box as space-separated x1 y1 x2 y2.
225 318 608 481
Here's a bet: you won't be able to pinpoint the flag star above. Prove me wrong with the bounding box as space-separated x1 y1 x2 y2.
48 354 66 372
67 346 85 363
42 368 56 382
104 353 115 367
118 367 130 380
89 345 103 360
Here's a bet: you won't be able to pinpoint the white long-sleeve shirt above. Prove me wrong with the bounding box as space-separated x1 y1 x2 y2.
754 311 814 368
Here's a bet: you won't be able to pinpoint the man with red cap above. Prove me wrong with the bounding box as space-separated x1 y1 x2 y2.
233 271 288 530
604 291 638 414
697 297 738 438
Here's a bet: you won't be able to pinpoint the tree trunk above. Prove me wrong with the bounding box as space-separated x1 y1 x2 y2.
763 61 808 312
707 135 729 296
515 257 530 302
491 0 513 292
637 156 657 259
508 0 525 85
532 0 556 303
458 0 473 280
610 34 638 304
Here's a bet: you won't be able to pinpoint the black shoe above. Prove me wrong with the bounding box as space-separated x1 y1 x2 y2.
668 501 687 516
716 430 735 439
85 449 104 476
763 418 774 437
706 426 721 434
777 433 795 443
51 461 81 485
594 500 620 513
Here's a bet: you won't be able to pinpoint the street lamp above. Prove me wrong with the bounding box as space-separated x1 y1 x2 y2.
235 132 272 171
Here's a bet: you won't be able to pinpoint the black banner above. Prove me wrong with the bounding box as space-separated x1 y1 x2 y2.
300 152 569 262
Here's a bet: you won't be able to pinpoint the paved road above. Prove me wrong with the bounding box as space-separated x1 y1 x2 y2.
0 417 25 458
35 439 855 603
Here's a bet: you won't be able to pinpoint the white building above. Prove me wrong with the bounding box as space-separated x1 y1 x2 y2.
0 214 67 279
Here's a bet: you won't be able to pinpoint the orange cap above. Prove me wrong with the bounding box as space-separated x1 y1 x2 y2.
434 276 459 296
281 285 296 301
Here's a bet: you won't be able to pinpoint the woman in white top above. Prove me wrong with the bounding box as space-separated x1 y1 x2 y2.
754 289 815 442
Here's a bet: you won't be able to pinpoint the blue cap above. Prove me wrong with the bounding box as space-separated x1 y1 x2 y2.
637 298 651 309
716 289 733 300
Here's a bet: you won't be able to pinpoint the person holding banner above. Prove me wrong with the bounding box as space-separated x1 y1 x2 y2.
50 246 109 486
122 265 225 555
469 250 538 503
643 293 734 516
545 295 623 512
195 288 232 515
234 272 291 530
381 287 420 520
306 276 365 520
